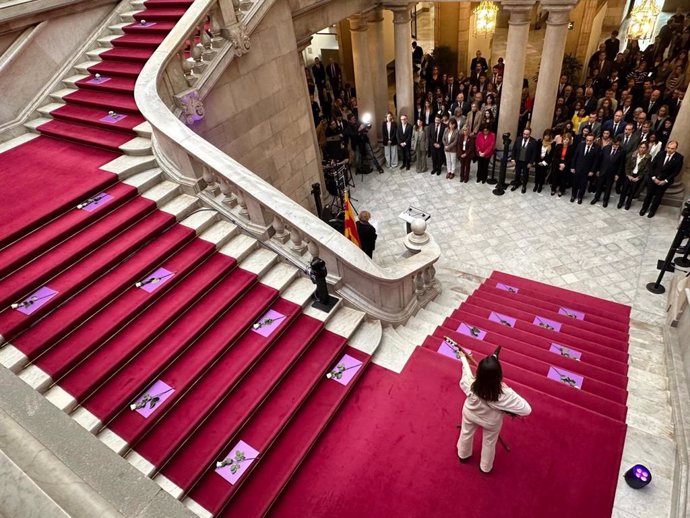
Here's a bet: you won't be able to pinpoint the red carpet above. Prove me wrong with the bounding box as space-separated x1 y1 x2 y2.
0 136 117 248
270 347 625 518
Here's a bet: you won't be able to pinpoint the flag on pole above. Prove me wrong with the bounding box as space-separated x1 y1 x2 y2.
343 191 360 247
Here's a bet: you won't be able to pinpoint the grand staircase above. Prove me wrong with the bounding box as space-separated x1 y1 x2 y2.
0 1 379 516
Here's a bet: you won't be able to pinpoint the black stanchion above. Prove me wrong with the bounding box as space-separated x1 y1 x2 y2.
486 148 498 185
647 201 690 294
311 183 323 218
674 237 690 268
493 132 511 196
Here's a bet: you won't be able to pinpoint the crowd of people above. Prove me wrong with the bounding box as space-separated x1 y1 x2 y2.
306 11 688 219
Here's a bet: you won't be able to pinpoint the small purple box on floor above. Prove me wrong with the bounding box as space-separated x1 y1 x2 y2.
489 311 516 328
549 343 582 361
437 339 470 361
495 282 519 293
533 316 562 332
138 267 175 293
215 440 260 485
456 322 486 340
81 193 113 212
559 307 585 320
251 309 286 337
100 113 127 123
15 286 58 315
87 76 111 85
327 354 363 386
133 380 175 418
547 366 583 389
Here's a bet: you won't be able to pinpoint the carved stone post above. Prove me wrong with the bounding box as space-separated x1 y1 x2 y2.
289 227 307 255
271 215 290 243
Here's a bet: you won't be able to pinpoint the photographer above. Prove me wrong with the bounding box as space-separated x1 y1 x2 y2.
324 118 345 162
346 113 371 173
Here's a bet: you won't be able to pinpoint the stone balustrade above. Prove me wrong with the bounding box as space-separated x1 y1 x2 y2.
135 0 441 324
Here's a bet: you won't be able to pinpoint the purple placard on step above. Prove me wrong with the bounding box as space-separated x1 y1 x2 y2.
559 307 585 320
100 113 127 123
138 267 175 293
133 380 175 418
549 343 582 361
251 309 286 337
456 322 487 340
215 440 260 485
489 311 516 328
547 366 584 389
495 282 519 293
533 316 562 332
15 286 58 315
437 339 470 361
87 76 111 85
81 193 114 212
327 354 363 386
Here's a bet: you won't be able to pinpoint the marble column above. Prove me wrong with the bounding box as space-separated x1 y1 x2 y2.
530 7 572 138
496 5 531 146
368 7 389 142
667 88 690 196
390 5 414 118
349 13 378 149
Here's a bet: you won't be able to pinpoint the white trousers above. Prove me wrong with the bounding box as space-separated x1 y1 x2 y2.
457 407 503 472
384 144 398 168
445 151 458 174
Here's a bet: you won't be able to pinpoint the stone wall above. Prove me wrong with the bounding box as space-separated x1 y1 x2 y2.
195 0 321 209
290 0 376 42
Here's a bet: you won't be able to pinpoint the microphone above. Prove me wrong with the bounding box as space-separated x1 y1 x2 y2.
135 272 174 288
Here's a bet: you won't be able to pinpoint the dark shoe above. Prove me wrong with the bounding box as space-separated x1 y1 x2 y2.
617 201 623 209
511 185 519 191
476 178 481 183
437 171 441 176
533 185 538 192
603 200 608 208
482 180 486 184
624 202 631 210
647 211 655 218
537 185 543 193
570 196 575 203
406 165 410 171
639 208 646 216
558 192 562 197
551 191 556 196
521 186 527 194
590 198 599 205
430 170 435 175
577 198 583 204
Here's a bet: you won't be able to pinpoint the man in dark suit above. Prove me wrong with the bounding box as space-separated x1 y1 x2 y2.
511 128 539 193
604 30 620 60
311 57 327 98
570 134 601 203
326 58 342 95
640 141 684 218
397 114 414 170
470 50 489 74
602 110 626 138
427 115 446 176
381 112 398 168
582 87 598 115
591 137 625 207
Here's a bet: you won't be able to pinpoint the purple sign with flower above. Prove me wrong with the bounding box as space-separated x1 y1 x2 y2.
100 113 127 123
138 267 175 293
559 307 585 320
15 286 58 315
437 339 470 361
456 322 486 340
495 283 519 293
215 440 260 485
547 366 584 389
133 380 175 418
251 309 286 337
137 21 157 27
81 193 113 212
87 76 111 85
549 343 582 361
533 316 562 332
327 354 363 386
489 311 516 328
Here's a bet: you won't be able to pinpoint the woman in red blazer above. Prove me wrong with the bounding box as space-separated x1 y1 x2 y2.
549 133 575 197
457 126 476 183
475 125 496 183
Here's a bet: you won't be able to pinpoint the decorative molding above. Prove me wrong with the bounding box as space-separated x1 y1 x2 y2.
227 23 251 56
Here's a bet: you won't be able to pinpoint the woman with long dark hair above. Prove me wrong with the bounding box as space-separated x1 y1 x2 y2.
457 347 531 473
550 133 575 197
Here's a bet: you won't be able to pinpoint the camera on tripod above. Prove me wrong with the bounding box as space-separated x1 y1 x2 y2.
323 160 350 198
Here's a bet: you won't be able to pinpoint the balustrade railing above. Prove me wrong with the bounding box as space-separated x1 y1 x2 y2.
135 0 441 324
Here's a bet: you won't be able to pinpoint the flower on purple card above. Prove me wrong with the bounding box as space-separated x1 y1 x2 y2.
216 450 253 474
563 311 577 319
252 315 285 330
538 321 555 330
469 326 482 337
129 387 173 411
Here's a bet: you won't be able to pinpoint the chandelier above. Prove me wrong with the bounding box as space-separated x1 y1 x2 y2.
627 0 660 40
474 0 499 37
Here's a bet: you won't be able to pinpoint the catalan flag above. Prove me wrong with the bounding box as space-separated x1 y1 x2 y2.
343 191 360 247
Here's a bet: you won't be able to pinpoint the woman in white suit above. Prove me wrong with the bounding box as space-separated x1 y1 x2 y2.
456 347 531 473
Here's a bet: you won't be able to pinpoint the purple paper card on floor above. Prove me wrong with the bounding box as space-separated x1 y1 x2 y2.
437 339 470 361
495 282 519 293
489 311 516 328
133 380 174 418
251 309 286 337
547 366 583 389
87 76 111 85
100 113 127 123
328 354 363 386
15 286 58 315
456 322 486 340
558 307 585 320
81 193 113 212
139 267 174 293
533 316 562 332
215 440 260 485
549 343 582 361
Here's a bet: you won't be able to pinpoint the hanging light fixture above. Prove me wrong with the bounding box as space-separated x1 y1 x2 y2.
627 0 660 41
474 0 499 37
